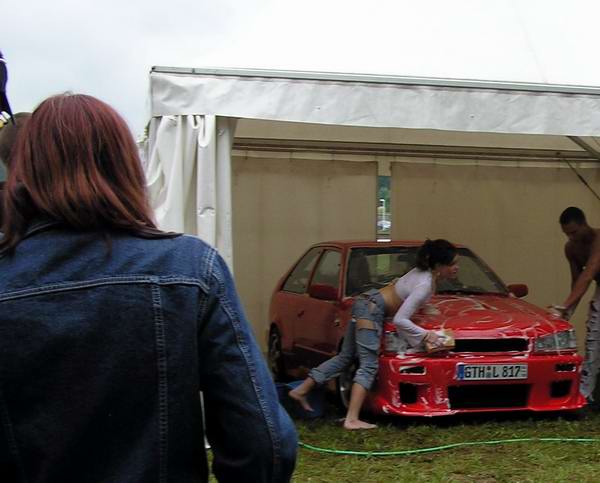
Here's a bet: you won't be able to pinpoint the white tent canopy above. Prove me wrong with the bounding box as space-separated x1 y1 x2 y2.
145 66 600 269
150 67 600 136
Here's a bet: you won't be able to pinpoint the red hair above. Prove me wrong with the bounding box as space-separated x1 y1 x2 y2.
1 94 167 250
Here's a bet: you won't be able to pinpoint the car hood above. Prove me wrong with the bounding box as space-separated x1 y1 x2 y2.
408 294 572 339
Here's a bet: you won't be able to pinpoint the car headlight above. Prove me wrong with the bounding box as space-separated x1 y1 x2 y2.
534 329 577 352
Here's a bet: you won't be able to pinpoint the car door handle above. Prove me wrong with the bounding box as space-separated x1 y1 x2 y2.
333 317 341 327
297 310 305 317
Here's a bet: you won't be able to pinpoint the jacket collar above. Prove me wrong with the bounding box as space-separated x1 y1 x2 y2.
23 216 64 240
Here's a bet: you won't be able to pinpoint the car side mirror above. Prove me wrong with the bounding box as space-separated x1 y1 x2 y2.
507 283 528 298
308 284 338 301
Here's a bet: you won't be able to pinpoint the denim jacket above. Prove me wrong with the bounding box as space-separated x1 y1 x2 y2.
0 221 297 482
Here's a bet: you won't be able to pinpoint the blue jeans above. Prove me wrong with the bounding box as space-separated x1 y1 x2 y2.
309 289 384 390
581 285 600 402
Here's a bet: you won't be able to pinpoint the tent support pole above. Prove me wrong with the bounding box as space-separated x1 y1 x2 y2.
568 136 600 162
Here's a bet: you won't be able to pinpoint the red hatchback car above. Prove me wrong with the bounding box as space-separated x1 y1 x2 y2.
268 241 586 416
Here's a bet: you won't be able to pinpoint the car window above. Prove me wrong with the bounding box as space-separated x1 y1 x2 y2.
282 247 322 294
345 246 507 296
437 249 507 294
311 250 342 290
346 247 416 296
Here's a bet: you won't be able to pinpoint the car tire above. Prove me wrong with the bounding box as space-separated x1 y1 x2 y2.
268 327 286 381
559 408 586 421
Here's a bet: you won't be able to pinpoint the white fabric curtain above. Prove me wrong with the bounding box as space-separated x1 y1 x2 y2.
144 114 237 270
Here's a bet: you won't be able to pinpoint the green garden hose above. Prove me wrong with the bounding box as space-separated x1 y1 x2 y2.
299 437 600 457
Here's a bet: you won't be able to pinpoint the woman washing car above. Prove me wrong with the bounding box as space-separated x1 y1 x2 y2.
289 238 459 430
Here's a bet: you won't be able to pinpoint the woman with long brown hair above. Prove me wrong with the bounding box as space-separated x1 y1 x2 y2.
0 94 296 482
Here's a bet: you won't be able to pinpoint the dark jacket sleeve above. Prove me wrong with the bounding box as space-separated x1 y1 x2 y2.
197 252 297 482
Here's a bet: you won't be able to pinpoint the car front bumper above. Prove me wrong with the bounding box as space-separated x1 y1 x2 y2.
368 352 586 416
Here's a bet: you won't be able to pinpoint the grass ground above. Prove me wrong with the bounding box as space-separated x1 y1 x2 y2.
290 399 600 482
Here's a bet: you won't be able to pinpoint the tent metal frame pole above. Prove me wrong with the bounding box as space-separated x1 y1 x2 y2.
568 136 600 162
151 66 600 97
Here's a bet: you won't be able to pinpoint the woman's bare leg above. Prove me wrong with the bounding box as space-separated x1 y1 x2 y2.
288 377 317 411
343 383 376 430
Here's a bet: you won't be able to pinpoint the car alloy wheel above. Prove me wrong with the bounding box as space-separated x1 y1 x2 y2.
268 328 285 381
336 361 357 409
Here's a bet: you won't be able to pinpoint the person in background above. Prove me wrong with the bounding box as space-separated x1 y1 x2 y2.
0 50 15 129
289 239 458 430
0 93 297 482
0 112 31 225
0 49 16 225
553 206 600 405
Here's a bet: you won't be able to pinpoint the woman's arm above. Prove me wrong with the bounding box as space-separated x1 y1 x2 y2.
392 282 432 347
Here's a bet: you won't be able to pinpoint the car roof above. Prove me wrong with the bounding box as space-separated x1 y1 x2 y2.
312 240 466 249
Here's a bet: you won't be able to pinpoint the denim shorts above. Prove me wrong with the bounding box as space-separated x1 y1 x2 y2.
308 288 386 390
352 288 386 334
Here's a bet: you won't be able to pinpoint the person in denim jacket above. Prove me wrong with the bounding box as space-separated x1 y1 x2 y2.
0 94 297 482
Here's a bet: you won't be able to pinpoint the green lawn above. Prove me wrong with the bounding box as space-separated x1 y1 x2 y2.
291 402 600 482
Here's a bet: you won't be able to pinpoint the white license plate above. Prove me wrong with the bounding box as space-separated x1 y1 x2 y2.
456 364 528 381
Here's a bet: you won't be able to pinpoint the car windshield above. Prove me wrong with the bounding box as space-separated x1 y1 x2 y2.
345 247 507 296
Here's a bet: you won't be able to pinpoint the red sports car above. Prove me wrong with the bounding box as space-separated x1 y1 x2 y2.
268 241 585 416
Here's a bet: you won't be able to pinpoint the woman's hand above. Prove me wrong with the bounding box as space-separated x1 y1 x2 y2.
424 330 443 346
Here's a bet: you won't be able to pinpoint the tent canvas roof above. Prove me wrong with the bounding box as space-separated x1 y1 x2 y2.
150 66 600 138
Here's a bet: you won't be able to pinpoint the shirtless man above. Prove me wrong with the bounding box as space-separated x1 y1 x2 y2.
554 207 600 403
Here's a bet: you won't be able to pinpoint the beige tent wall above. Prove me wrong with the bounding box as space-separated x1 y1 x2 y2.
390 160 600 349
232 152 377 349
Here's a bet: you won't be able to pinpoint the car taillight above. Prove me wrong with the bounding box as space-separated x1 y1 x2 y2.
339 298 355 310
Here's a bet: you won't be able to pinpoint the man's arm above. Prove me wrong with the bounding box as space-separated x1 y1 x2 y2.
569 259 582 289
562 237 600 309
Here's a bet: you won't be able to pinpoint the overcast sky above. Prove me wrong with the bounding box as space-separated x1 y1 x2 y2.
3 0 599 136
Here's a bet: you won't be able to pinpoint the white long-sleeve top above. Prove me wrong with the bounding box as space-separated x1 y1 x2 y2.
393 268 433 347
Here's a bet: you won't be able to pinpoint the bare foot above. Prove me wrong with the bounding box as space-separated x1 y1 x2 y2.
343 419 377 430
288 389 314 412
